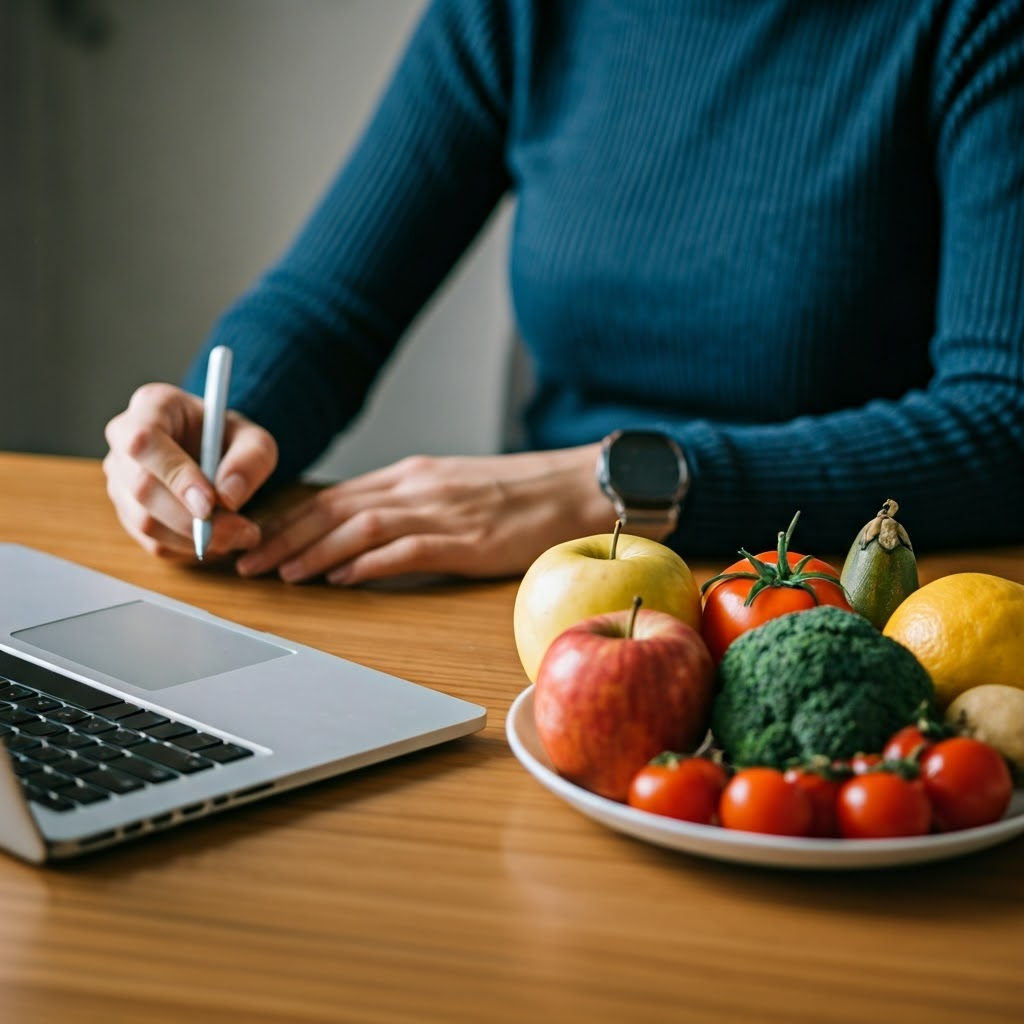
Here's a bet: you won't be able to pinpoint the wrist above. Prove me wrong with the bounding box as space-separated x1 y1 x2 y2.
594 429 689 541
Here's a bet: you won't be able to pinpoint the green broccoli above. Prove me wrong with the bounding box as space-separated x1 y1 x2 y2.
711 605 934 768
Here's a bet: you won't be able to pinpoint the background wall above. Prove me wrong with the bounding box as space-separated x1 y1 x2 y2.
0 0 516 480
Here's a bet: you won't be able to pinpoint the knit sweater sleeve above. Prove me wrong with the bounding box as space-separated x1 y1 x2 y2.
669 1 1024 556
183 0 512 487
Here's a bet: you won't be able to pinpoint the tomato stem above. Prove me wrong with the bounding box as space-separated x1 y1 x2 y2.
699 509 850 607
783 509 801 546
648 751 686 768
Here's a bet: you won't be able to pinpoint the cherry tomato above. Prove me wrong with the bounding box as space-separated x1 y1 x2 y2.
919 737 1013 832
836 771 931 839
701 512 853 661
883 724 934 762
719 767 813 837
783 766 843 838
848 752 883 775
627 755 728 824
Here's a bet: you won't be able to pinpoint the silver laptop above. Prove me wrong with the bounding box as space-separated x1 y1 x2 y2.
0 543 486 863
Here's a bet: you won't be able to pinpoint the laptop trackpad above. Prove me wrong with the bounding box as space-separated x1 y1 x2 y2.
13 600 291 691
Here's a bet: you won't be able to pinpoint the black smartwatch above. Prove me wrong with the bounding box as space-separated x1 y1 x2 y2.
596 429 690 532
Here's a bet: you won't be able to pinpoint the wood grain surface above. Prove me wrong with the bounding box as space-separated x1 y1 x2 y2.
1 452 1022 1024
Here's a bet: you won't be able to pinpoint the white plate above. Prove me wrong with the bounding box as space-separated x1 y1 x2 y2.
506 685 1024 870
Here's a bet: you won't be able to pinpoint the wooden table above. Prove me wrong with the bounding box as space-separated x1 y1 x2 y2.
1 451 1023 1024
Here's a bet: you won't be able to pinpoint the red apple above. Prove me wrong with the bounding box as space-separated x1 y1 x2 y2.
533 598 715 801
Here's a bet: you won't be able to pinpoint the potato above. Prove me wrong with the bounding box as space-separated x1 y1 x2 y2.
945 684 1024 781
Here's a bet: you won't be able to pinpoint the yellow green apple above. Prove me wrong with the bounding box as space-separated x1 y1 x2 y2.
513 525 702 682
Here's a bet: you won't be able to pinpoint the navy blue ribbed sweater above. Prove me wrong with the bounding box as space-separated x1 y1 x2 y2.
185 0 1024 556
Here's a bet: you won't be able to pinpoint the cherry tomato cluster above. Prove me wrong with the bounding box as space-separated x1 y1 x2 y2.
626 729 1014 840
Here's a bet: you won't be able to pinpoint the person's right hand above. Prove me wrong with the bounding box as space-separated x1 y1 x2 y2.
103 382 278 561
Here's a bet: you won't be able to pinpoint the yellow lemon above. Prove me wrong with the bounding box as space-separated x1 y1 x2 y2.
883 572 1024 709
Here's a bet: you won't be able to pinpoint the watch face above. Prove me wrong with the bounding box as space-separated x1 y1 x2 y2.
607 432 683 507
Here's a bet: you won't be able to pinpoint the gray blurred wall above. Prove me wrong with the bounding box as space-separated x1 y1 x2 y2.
0 0 514 479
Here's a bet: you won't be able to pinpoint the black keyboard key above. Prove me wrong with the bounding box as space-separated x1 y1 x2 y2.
0 723 12 738
26 744 67 764
6 669 120 712
105 729 147 748
32 753 75 773
78 766 145 795
131 741 214 775
114 756 177 784
0 683 33 702
202 742 254 764
172 731 222 752
78 716 117 735
0 707 39 726
47 706 89 725
47 731 99 750
144 721 196 741
99 702 143 721
66 783 109 805
13 758 43 777
6 734 42 752
56 755 107 776
83 743 125 763
25 786 76 812
118 710 169 731
18 696 62 714
49 773 89 794
19 720 70 738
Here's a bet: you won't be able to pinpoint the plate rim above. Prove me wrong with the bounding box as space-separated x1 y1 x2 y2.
505 684 1024 870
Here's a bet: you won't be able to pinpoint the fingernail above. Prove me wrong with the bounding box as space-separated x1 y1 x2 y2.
217 473 247 510
279 561 305 583
327 565 352 585
236 552 263 576
240 523 262 549
185 486 212 519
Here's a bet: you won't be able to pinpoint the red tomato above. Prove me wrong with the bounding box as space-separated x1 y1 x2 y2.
883 724 934 762
836 771 931 839
919 737 1013 832
849 752 883 775
627 755 728 824
700 512 853 661
783 766 843 838
719 767 813 837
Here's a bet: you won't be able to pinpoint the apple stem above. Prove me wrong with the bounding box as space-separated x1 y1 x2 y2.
610 519 623 560
627 594 642 639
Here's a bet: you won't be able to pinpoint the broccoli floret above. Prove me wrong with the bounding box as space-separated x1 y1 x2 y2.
711 605 934 768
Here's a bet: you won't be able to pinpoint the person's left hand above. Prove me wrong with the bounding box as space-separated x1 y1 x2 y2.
234 444 614 585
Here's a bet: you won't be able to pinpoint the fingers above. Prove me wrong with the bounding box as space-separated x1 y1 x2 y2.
105 384 214 517
103 382 276 558
214 412 279 511
104 449 262 559
235 446 606 585
235 467 514 583
236 490 339 578
283 507 455 583
240 503 490 585
324 532 479 586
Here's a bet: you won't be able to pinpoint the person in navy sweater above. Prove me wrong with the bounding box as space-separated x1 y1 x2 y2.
104 0 1024 584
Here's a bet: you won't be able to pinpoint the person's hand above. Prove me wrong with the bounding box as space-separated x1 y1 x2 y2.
103 382 278 560
234 444 616 584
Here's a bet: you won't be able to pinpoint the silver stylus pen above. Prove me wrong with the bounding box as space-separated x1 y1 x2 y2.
193 345 233 560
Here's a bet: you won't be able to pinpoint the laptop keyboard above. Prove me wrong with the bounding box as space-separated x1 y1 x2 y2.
0 672 254 813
